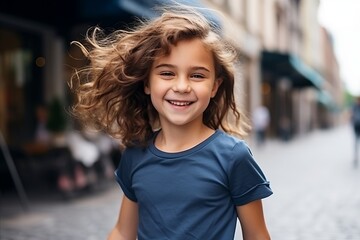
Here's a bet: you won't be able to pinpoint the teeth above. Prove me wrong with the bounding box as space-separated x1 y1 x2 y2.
169 101 191 106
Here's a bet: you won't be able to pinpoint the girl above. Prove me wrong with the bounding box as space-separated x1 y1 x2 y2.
70 5 272 240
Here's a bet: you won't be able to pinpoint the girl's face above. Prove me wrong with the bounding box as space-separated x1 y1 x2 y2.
145 38 221 129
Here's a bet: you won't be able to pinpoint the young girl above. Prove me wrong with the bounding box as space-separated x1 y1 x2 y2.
70 5 272 240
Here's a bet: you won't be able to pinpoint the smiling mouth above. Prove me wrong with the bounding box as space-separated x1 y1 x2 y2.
168 100 193 106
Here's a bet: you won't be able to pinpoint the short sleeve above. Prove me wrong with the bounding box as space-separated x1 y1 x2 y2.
114 149 137 202
229 142 272 206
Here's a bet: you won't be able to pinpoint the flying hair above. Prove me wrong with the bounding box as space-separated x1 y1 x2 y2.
69 4 250 148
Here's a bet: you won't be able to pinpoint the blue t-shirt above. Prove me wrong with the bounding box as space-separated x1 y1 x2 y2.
115 130 272 240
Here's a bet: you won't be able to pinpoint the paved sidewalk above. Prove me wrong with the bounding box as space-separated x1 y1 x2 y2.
1 124 360 240
1 182 121 240
244 124 360 240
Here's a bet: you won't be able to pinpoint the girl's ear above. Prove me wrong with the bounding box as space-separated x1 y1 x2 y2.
211 78 223 98
144 84 151 95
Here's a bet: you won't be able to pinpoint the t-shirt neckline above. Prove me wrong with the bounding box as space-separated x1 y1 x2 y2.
148 129 221 158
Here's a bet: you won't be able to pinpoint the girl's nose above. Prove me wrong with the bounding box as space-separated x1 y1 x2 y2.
173 76 191 93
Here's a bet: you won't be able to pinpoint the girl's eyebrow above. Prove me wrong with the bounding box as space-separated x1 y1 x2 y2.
154 63 175 69
155 63 210 72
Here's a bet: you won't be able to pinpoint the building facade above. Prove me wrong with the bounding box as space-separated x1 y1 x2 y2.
201 0 343 140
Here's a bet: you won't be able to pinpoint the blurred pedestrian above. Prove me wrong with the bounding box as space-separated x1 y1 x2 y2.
23 104 51 155
69 5 272 240
351 97 360 167
34 104 51 144
253 105 270 146
279 116 291 141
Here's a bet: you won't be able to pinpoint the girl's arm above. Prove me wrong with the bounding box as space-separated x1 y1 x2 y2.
236 199 271 240
107 195 139 240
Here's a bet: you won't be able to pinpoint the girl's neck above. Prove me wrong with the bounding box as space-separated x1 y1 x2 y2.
155 123 215 153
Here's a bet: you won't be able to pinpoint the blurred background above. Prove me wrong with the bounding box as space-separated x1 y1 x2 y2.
1 0 360 239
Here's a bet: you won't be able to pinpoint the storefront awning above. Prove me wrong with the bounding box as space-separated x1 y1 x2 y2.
1 0 221 36
80 0 221 27
317 89 338 111
80 0 156 19
261 51 324 89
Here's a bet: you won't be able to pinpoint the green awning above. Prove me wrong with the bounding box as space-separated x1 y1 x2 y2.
289 56 324 89
261 51 324 89
317 90 337 111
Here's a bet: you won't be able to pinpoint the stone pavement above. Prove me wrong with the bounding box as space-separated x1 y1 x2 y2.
1 124 360 240
243 123 360 240
1 182 121 240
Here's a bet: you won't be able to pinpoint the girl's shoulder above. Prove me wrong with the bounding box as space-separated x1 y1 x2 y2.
208 131 257 172
210 130 253 160
214 130 250 149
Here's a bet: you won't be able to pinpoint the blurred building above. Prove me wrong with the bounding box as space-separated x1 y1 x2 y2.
202 0 343 140
0 0 145 146
0 0 160 194
0 0 344 192
319 26 344 125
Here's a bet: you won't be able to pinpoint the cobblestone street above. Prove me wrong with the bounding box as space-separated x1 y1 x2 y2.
248 124 360 240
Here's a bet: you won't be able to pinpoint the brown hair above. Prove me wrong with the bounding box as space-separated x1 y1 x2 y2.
69 6 250 148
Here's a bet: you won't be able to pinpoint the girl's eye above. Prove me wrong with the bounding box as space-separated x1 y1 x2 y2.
191 73 205 79
160 71 175 78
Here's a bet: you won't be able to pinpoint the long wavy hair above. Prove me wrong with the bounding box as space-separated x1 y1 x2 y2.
69 5 250 148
